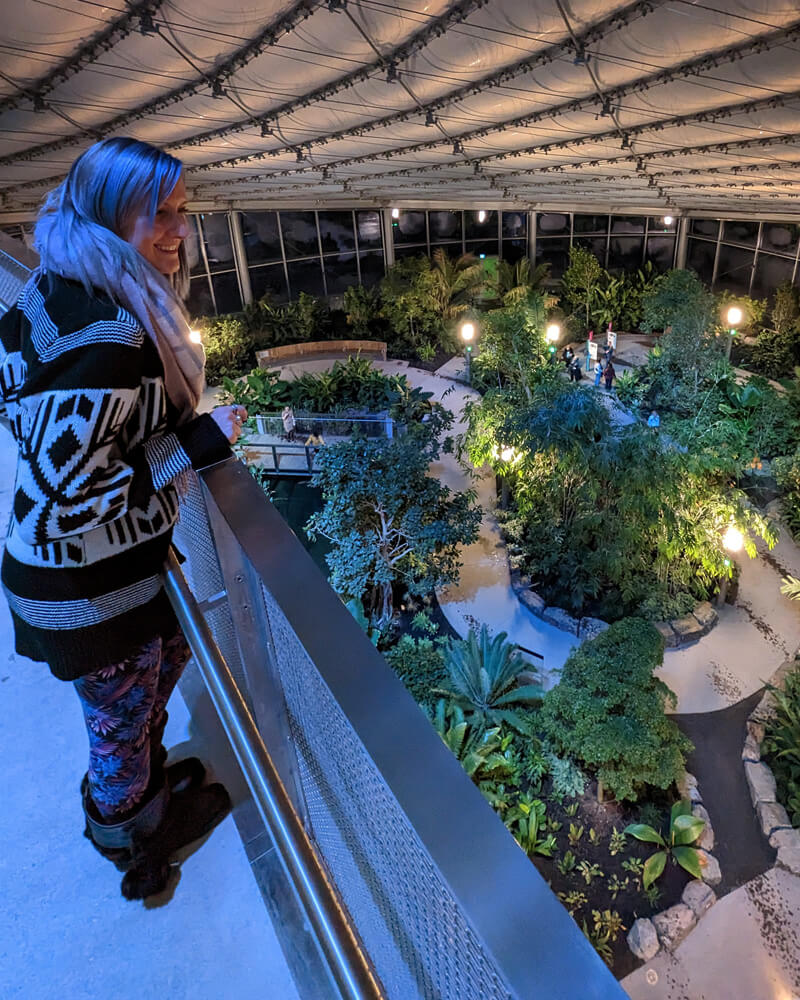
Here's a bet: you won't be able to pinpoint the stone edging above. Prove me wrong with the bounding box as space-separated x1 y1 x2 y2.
509 569 718 646
743 655 800 877
626 771 722 961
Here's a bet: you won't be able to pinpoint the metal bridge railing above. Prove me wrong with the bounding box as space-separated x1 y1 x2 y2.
171 458 627 1000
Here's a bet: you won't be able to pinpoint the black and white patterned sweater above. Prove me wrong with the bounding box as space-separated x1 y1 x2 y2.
0 272 230 680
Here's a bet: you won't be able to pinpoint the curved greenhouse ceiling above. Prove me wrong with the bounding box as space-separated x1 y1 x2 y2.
1 0 800 220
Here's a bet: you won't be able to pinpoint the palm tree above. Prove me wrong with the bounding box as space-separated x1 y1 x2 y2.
495 258 552 305
427 248 486 325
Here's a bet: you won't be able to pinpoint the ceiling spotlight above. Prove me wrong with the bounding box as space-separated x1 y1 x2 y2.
296 148 305 162
473 162 482 175
260 121 273 137
327 0 347 10
598 101 612 118
386 61 399 84
636 157 645 171
211 78 225 99
452 139 463 155
573 46 589 66
621 133 630 149
32 93 46 113
138 9 159 34
425 109 435 126
322 167 330 180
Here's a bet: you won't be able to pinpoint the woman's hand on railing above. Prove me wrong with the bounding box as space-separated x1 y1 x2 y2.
212 404 248 444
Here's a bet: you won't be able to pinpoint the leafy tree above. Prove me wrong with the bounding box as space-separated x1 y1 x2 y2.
343 284 381 337
201 315 255 384
561 246 604 334
306 429 481 626
539 619 693 802
379 255 443 356
427 248 485 333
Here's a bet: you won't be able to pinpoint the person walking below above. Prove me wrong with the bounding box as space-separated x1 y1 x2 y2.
647 410 661 429
0 137 246 901
569 357 583 382
603 359 616 391
594 359 604 387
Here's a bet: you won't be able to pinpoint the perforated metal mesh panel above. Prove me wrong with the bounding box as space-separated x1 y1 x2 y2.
0 249 31 313
259 581 514 1000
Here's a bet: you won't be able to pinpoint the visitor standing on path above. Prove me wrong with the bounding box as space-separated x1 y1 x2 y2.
282 404 297 441
594 360 604 387
603 360 616 390
0 137 246 901
647 410 661 429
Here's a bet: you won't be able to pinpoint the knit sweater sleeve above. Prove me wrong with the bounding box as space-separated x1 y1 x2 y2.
11 329 230 547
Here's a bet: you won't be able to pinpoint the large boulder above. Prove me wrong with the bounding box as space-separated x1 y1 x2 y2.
681 880 716 918
757 800 792 839
627 918 660 961
671 614 705 644
509 570 532 594
692 803 714 852
697 850 722 886
692 601 718 633
652 904 696 951
579 616 610 640
518 589 546 616
653 621 679 648
541 606 580 635
770 828 800 875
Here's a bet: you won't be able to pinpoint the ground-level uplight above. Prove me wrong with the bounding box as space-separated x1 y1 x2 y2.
545 323 560 356
717 524 744 606
725 305 743 361
460 320 475 384
189 328 203 344
498 444 517 508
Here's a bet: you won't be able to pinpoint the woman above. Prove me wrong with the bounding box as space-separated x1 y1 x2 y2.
0 138 247 900
603 359 616 391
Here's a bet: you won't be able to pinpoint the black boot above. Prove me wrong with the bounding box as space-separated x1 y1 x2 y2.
148 709 207 793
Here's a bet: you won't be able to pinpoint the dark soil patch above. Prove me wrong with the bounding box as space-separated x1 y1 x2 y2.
675 696 776 892
528 778 689 980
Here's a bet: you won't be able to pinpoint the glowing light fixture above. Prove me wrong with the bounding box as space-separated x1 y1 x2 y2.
189 329 203 344
723 525 744 552
500 446 515 463
546 323 560 342
460 321 475 343
726 306 743 327
478 209 486 223
391 207 400 219
663 215 673 225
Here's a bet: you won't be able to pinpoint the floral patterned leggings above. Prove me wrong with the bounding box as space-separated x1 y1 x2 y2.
73 629 192 819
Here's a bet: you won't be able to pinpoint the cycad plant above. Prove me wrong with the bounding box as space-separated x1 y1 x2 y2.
624 800 706 889
432 700 515 784
427 248 485 326
435 626 542 733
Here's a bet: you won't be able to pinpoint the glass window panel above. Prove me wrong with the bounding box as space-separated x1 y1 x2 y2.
715 245 754 295
356 210 382 248
761 222 800 256
608 236 643 272
249 263 289 303
318 211 355 253
645 236 676 272
324 252 359 295
199 213 235 272
573 235 607 266
287 257 325 298
501 239 527 264
611 216 645 234
722 220 759 248
687 238 716 284
186 275 215 318
574 214 608 235
429 210 462 242
465 239 498 258
537 212 570 235
751 254 796 301
535 237 570 278
502 212 527 238
210 271 241 314
358 250 385 287
241 211 282 264
280 211 319 259
185 216 204 276
464 210 497 240
393 211 426 245
430 241 463 259
648 215 677 234
394 245 427 261
690 218 719 239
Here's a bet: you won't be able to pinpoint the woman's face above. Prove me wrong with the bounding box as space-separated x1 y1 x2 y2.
125 175 189 275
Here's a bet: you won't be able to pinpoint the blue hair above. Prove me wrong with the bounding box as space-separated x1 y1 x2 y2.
35 137 189 299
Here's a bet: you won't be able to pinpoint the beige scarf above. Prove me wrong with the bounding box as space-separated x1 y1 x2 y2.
37 225 205 424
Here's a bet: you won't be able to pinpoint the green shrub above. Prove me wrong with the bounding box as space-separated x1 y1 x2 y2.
383 635 447 707
637 590 696 622
774 449 800 538
544 752 586 800
762 665 800 828
538 618 692 802
202 315 255 385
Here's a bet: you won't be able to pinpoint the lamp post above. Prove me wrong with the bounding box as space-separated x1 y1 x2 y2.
725 306 742 362
499 445 515 509
717 524 744 607
460 320 475 384
546 322 560 359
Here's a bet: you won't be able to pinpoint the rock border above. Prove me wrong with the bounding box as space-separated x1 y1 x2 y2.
509 569 719 646
626 770 722 961
743 652 800 877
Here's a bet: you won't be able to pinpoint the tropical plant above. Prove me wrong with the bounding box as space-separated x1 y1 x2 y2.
427 248 486 329
577 861 604 885
343 284 381 337
220 367 292 412
504 793 558 857
568 823 584 846
558 890 587 915
622 857 644 879
557 850 578 875
383 635 448 707
539 619 693 802
379 255 442 357
613 369 639 407
761 665 800 828
495 258 552 305
583 910 626 966
545 752 586 800
608 827 627 857
201 314 255 384
624 799 706 888
607 874 629 900
775 451 800 539
432 700 517 786
307 419 480 626
561 245 604 334
434 626 542 734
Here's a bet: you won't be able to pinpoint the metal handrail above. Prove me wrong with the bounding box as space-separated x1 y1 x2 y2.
163 547 383 1000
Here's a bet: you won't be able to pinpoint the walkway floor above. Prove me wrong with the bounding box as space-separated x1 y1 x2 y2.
0 423 300 1000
